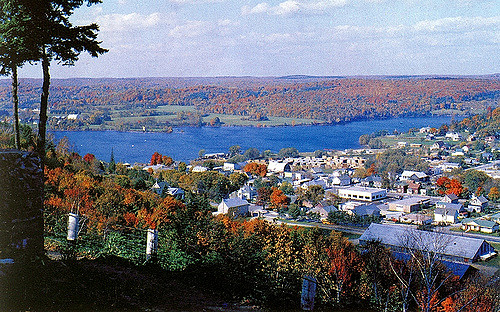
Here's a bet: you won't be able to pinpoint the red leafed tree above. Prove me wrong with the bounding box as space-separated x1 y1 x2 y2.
326 231 362 304
436 177 466 197
83 153 96 162
150 152 163 165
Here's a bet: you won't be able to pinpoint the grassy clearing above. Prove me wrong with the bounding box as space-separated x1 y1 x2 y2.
201 113 325 127
107 105 325 127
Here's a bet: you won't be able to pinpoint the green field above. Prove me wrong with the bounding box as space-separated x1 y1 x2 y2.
107 105 325 128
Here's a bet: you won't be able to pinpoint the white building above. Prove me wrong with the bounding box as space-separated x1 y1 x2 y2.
338 186 387 202
216 198 250 217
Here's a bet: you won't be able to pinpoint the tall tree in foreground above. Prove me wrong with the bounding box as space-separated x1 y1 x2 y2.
0 0 38 149
19 0 107 162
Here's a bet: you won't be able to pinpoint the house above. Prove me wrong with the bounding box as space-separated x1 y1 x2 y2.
331 175 351 186
442 194 459 204
400 171 429 183
407 181 421 195
349 204 381 217
388 197 429 213
338 186 387 202
431 141 448 150
399 213 433 225
151 181 168 195
439 162 460 172
445 132 462 141
223 162 243 172
434 205 462 224
309 205 338 221
268 160 292 173
166 187 185 200
467 195 488 213
360 175 382 188
230 185 258 202
462 218 499 233
489 212 500 224
216 198 250 217
192 166 208 172
394 181 408 194
359 224 497 268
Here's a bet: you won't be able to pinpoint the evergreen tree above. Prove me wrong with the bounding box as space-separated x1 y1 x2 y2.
108 148 116 173
13 0 108 162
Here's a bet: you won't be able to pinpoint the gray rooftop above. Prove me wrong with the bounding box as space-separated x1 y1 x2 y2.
221 198 249 208
359 223 487 260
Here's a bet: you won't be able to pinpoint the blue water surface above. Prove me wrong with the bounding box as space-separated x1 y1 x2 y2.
51 116 454 164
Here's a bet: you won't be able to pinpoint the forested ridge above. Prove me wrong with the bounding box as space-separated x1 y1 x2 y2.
0 76 498 126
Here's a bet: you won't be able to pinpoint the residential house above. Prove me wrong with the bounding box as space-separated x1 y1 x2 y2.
467 195 488 213
442 194 459 204
349 204 381 217
309 205 338 221
462 218 499 233
166 187 185 200
360 175 382 188
191 166 208 172
445 132 462 141
331 175 351 186
400 170 429 183
388 197 429 213
431 141 448 150
439 162 460 172
399 213 433 225
434 203 464 224
359 223 497 265
216 198 250 217
231 185 258 202
407 181 421 195
223 162 243 172
151 181 168 195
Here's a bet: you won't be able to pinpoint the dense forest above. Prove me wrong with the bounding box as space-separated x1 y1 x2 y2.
0 76 498 130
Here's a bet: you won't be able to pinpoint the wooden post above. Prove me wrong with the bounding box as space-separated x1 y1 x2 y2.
301 276 317 311
67 213 79 241
146 229 158 261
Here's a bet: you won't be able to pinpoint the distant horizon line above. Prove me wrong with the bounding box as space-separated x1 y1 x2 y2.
2 73 499 81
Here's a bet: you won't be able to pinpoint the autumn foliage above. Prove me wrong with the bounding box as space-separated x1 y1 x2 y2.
436 176 467 197
243 162 268 177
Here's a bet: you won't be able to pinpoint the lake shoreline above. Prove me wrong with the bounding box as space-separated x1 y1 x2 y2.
52 112 465 134
51 115 457 164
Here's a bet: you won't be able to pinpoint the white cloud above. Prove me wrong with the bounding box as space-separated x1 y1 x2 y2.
168 0 225 3
96 12 165 32
242 0 347 16
413 16 499 33
169 21 212 38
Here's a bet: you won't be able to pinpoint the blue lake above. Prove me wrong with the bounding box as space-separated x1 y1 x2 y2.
52 116 455 164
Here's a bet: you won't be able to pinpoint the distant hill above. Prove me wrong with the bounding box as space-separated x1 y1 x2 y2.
0 76 498 127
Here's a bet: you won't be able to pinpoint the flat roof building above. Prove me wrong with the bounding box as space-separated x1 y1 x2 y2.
338 186 387 202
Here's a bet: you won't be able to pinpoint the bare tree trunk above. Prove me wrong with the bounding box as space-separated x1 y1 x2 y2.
37 51 50 167
12 66 20 149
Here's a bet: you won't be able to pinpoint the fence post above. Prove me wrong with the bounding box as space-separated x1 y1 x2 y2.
146 228 158 261
301 275 317 311
67 213 79 241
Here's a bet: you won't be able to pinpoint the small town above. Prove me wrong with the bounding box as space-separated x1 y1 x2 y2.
1 0 499 311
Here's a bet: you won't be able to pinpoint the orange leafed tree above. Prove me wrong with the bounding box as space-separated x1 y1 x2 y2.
270 187 289 210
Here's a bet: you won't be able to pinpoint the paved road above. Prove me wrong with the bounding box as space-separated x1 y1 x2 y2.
436 225 500 244
467 160 500 171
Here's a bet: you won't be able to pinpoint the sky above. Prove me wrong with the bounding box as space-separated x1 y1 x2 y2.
18 0 500 78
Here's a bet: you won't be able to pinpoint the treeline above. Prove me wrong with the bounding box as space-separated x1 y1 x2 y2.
0 77 498 128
